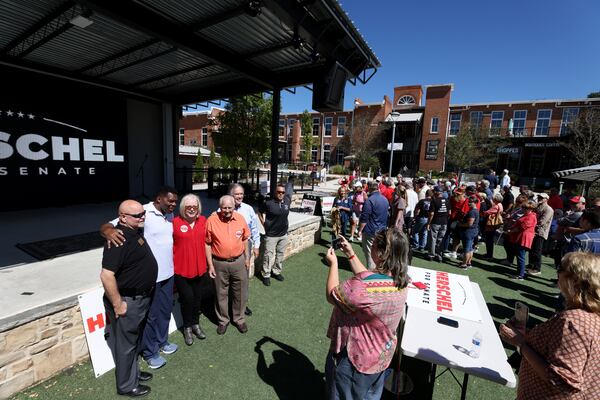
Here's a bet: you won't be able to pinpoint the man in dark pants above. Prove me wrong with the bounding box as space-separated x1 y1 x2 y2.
101 200 157 397
527 193 553 275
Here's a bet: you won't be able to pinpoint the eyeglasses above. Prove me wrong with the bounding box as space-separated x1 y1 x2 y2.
184 205 198 210
124 211 146 219
276 191 285 194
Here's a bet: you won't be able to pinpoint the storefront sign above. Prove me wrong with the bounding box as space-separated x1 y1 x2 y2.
524 142 561 148
425 140 439 160
496 147 520 154
406 266 482 322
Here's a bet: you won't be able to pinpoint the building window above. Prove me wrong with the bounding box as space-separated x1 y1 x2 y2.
311 145 318 162
430 117 439 133
560 107 580 136
449 113 461 136
323 144 331 164
490 111 504 135
512 110 527 136
324 117 333 136
201 127 208 147
279 119 285 136
179 128 185 145
470 111 483 129
337 116 346 136
397 95 416 105
312 117 320 136
535 109 552 136
335 146 345 165
288 118 296 136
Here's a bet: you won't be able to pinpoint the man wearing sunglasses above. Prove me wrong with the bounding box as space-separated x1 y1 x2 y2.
100 200 157 397
259 183 292 286
101 186 179 370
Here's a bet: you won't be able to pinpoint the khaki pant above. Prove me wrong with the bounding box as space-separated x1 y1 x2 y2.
213 255 247 326
361 233 376 270
262 235 288 278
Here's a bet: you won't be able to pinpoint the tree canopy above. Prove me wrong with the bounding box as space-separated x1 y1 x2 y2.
564 108 600 166
212 94 273 169
300 109 318 163
445 124 508 173
340 112 383 172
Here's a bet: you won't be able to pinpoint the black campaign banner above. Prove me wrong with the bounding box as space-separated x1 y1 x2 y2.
0 67 128 209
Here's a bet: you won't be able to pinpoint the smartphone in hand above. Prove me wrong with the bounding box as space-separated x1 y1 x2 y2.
514 301 529 330
331 236 343 250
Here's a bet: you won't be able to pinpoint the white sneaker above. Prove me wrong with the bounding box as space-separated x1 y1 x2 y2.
357 235 362 241
349 236 354 242
444 251 457 259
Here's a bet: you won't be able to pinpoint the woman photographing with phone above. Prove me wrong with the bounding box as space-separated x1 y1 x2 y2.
499 252 600 399
324 228 409 399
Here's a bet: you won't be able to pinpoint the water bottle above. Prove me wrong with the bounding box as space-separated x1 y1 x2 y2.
469 331 482 358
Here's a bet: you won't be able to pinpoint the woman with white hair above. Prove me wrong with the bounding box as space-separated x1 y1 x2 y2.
173 194 208 345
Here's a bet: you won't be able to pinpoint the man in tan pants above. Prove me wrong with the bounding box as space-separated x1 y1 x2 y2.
206 196 250 334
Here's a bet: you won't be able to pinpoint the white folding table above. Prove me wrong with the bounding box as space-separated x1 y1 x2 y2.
400 282 516 399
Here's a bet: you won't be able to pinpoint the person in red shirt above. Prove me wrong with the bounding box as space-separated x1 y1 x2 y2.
173 194 208 345
547 188 564 210
507 201 538 280
380 177 394 203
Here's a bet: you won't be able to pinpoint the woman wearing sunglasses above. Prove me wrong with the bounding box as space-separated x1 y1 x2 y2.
499 252 600 399
173 194 208 345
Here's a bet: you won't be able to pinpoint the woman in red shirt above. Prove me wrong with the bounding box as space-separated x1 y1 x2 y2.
507 200 538 280
173 194 208 345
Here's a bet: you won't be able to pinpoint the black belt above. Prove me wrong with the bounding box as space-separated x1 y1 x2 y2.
212 253 243 262
119 286 154 298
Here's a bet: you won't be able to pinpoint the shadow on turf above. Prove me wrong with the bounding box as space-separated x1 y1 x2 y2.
255 336 325 399
493 296 554 325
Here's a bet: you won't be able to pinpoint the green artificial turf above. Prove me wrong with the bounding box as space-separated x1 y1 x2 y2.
12 232 558 400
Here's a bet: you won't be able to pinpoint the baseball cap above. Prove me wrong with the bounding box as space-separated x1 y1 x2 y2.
433 186 442 193
375 176 382 182
570 196 586 204
537 193 549 200
466 185 477 193
353 181 362 187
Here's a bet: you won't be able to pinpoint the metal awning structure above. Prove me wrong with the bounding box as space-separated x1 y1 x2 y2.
385 112 423 123
0 0 380 105
553 164 600 183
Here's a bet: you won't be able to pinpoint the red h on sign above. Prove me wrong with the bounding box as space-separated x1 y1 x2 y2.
87 313 105 333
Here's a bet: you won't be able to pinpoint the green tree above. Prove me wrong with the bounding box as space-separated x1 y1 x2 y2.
208 147 220 168
564 108 600 166
212 94 273 169
300 109 318 164
445 124 508 174
193 150 204 182
340 112 384 173
587 91 600 98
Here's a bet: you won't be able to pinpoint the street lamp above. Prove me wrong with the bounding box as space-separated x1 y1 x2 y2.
388 111 400 176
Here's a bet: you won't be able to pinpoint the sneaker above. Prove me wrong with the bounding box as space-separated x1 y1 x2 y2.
509 275 524 280
435 255 443 263
349 236 354 242
526 268 541 276
145 355 166 369
500 260 512 266
356 235 362 241
262 277 271 286
160 342 178 355
459 264 471 270
425 254 434 261
444 251 458 259
272 274 285 282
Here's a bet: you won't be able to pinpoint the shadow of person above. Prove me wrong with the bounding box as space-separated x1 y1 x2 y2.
255 336 325 399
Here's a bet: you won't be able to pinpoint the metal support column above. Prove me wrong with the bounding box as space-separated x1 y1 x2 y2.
270 89 281 196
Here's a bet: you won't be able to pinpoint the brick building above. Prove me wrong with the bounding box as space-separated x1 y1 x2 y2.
179 85 600 183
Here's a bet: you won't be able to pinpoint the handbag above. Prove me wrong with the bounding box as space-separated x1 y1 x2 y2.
486 212 503 228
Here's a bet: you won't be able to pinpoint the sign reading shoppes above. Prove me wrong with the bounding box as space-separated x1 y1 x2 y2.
0 66 128 209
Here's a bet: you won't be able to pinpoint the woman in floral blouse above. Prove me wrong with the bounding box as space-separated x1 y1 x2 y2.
500 252 600 399
324 228 409 400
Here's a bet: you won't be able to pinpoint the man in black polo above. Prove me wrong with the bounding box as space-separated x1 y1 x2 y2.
259 183 291 286
100 200 158 397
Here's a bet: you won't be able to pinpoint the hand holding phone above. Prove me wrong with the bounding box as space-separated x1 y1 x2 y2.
332 237 343 250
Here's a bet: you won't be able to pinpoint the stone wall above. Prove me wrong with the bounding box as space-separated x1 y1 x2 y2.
0 213 321 399
0 306 88 399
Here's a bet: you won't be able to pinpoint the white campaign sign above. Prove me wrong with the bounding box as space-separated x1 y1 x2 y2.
321 196 335 212
78 287 182 378
406 266 482 322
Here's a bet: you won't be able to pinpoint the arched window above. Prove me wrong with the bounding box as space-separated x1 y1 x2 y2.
397 95 416 105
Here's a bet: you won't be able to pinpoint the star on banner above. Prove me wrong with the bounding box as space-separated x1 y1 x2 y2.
17 112 24 118
28 113 35 119
6 110 14 116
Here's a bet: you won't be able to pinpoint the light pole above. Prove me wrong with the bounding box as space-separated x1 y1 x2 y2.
388 111 400 176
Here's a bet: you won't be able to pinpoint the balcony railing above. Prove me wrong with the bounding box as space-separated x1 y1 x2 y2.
449 125 565 137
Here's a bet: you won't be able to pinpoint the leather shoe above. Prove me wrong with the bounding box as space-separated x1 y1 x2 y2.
244 306 253 316
216 324 228 335
236 323 248 334
138 371 152 382
118 384 151 397
183 327 194 346
191 324 206 340
262 277 271 286
272 274 285 282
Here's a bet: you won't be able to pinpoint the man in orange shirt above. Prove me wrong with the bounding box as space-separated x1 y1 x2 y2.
206 195 250 335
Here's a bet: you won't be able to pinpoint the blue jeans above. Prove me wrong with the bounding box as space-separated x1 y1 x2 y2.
141 276 174 359
516 246 527 278
412 217 429 249
326 349 385 400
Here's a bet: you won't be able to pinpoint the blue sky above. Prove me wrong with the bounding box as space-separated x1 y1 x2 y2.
280 0 600 113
